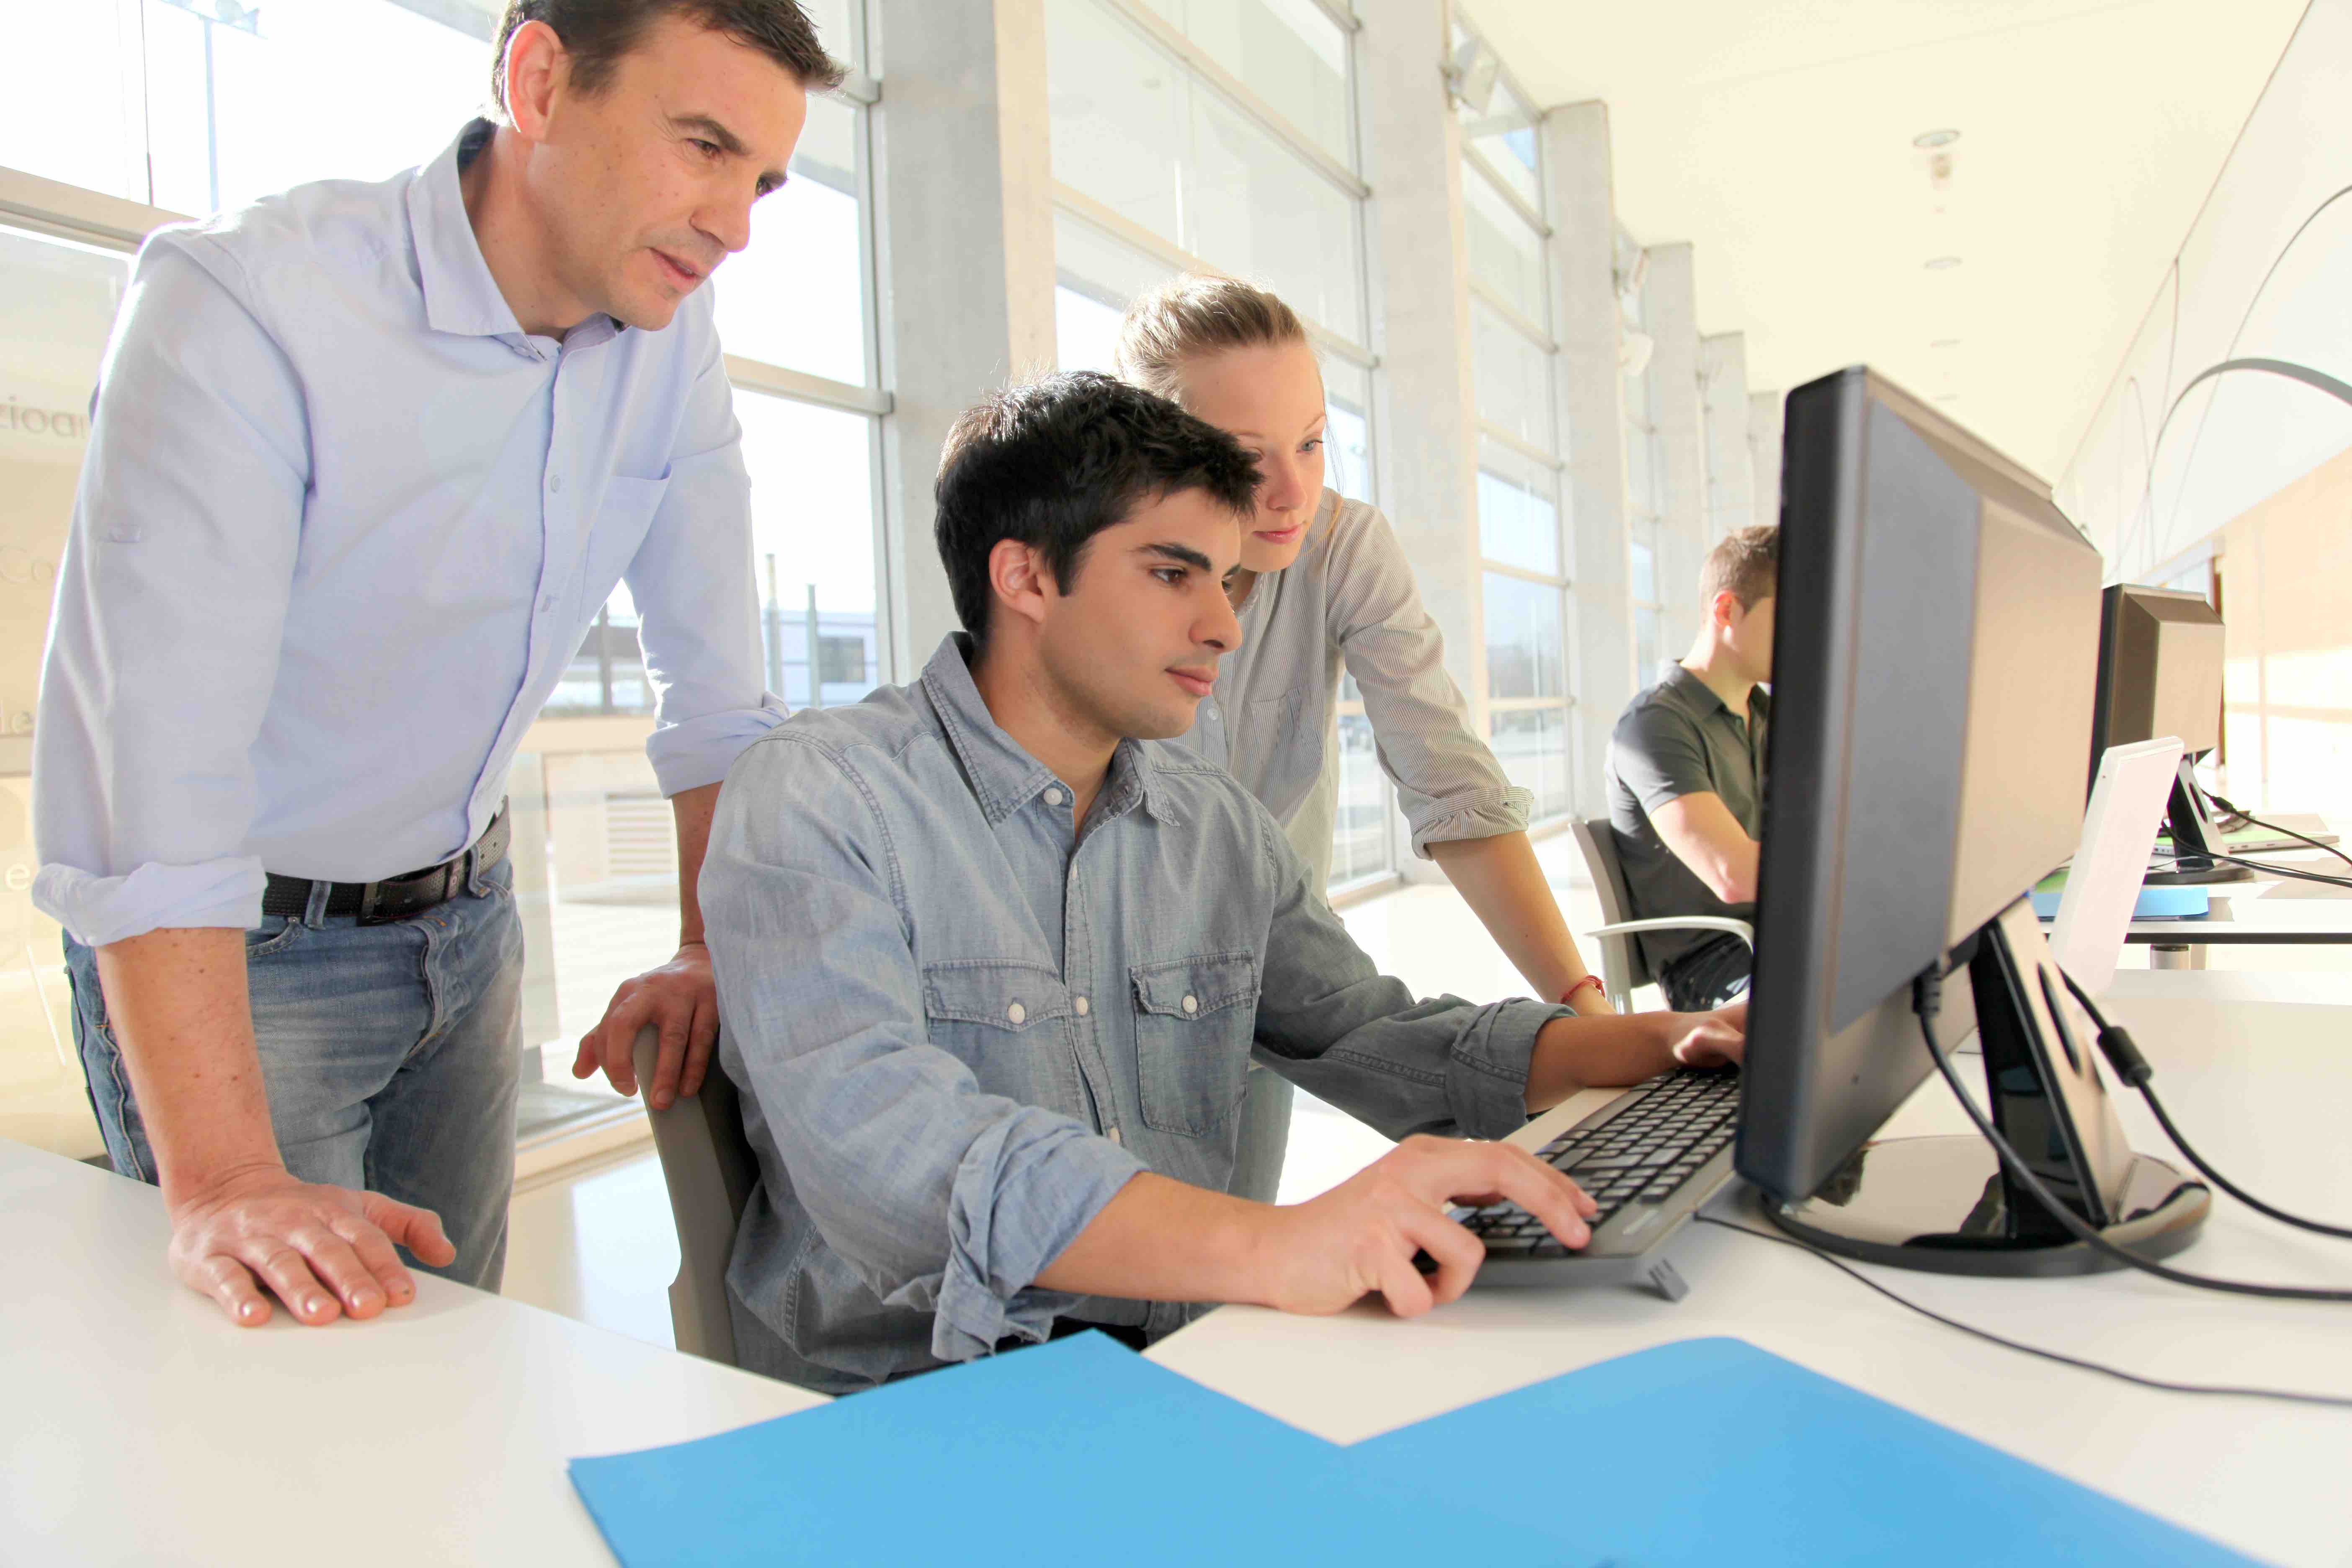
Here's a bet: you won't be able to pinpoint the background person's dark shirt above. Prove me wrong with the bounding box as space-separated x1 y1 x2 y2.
1604 663 1769 981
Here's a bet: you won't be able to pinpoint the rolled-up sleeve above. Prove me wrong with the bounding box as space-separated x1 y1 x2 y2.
701 735 1145 1363
631 330 787 796
30 235 305 947
1323 503 1531 856
1245 809 1559 1140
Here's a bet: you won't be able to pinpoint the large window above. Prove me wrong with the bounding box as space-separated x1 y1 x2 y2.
0 0 890 1156
1460 45 1576 825
1046 0 1391 886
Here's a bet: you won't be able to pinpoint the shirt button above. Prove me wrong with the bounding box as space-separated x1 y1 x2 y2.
1005 1001 1026 1026
548 473 563 493
1180 994 1199 1016
1106 1127 1122 1145
1043 787 1065 807
1073 995 1090 1017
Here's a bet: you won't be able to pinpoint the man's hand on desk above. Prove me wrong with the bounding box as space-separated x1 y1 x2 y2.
168 1165 454 1328
1674 997 1746 1067
1252 1137 1598 1318
574 942 718 1110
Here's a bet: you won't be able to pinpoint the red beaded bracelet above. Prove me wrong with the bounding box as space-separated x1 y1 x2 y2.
1562 974 1605 1007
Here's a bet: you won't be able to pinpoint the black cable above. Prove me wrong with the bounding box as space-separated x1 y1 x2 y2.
1693 1215 2352 1411
1911 971 2352 1302
2147 845 2352 891
2201 792 2352 874
2055 968 2352 1241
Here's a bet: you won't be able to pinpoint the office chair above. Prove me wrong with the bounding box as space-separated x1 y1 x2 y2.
1570 818 1754 1012
629 1025 759 1367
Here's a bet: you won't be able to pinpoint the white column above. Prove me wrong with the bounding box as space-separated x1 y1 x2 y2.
1749 389 1784 531
1356 0 1482 879
1544 100 1628 820
870 0 1058 673
1699 332 1753 548
1645 242 1707 656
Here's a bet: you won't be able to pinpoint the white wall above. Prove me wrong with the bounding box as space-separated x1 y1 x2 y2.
2056 0 2352 582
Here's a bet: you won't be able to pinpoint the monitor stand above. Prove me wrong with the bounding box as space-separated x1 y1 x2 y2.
2146 756 2253 885
1764 900 2209 1278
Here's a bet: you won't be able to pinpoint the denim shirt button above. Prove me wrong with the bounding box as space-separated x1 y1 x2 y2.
1042 787 1065 807
1073 995 1089 1017
1180 994 1199 1015
1106 1126 1122 1145
1006 1001 1026 1026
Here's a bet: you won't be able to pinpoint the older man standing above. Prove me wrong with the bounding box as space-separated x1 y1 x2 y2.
31 0 836 1329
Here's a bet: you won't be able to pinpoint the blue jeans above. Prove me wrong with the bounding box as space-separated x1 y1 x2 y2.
63 856 524 1290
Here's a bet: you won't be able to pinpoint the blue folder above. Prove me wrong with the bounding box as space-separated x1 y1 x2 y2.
569 1331 1589 1567
1348 1337 2252 1566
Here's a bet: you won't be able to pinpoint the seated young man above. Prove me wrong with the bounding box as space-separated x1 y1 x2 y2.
1604 525 1777 1013
699 373 1745 1392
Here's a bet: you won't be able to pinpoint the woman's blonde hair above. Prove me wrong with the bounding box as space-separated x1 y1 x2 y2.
1112 274 1309 405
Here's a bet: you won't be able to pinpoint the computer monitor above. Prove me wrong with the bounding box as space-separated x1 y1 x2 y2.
1735 367 2207 1277
2088 584 2243 883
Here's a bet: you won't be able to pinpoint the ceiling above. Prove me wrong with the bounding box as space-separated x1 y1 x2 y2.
1457 0 2308 482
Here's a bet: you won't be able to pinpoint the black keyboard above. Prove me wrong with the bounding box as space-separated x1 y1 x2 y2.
1452 1067 1743 1261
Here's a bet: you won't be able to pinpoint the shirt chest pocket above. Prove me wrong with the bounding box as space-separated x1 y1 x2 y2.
1130 953 1261 1139
577 472 673 602
920 960 1072 1093
1244 685 1325 819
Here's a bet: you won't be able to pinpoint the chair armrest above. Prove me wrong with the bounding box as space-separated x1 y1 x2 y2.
1588 916 1755 952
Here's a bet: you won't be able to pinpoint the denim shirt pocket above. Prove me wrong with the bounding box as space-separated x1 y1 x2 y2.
1130 952 1261 1138
921 960 1073 1099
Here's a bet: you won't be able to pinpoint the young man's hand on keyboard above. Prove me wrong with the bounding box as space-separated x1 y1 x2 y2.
1671 997 1746 1069
1522 1001 1749 1112
1253 1137 1599 1316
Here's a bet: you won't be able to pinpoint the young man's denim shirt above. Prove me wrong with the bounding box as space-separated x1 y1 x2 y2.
700 635 1573 1393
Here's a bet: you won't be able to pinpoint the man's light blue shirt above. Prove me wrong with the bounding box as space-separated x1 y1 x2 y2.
34 120 785 947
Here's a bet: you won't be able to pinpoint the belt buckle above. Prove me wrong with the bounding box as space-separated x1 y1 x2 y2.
357 880 388 926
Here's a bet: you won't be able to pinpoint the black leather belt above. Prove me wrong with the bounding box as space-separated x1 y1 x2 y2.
261 807 511 925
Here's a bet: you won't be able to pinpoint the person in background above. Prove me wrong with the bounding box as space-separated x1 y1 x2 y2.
1603 525 1777 1011
697 371 1746 1390
1112 275 1613 1205
32 0 837 1330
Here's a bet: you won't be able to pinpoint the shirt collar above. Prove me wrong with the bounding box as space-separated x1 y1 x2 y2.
919 634 1183 828
1660 661 1767 726
403 121 526 340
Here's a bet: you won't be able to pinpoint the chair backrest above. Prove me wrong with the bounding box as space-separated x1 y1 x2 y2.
1571 818 1657 1004
630 1025 760 1367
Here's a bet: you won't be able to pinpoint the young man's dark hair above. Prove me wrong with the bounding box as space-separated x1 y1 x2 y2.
1699 524 1779 610
491 0 845 108
932 371 1261 648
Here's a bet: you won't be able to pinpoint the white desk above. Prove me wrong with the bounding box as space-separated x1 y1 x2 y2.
7 975 2349 1566
1148 972 2352 1568
0 1140 825 1566
2114 846 2352 968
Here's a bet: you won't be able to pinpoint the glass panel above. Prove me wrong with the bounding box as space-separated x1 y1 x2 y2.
801 0 859 65
1475 441 1559 578
1046 0 1363 343
1462 160 1544 328
1458 80 1540 212
1623 418 1659 521
711 95 867 385
1471 296 1553 454
1056 209 1176 304
2 6 146 201
1055 285 1126 373
1629 535 1657 606
1483 574 1564 703
1635 604 1661 681
1488 708 1571 823
1134 0 1352 171
142 0 491 218
1324 358 1373 505
737 390 882 711
1330 712 1394 886
0 227 132 1158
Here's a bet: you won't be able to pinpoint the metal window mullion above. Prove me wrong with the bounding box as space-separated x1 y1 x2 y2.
725 356 891 417
1052 186 1378 369
1461 143 1547 235
0 165 183 253
1486 695 1576 713
1094 0 1367 201
1479 558 1569 591
1475 419 1563 472
1470 281 1556 355
1305 0 1360 33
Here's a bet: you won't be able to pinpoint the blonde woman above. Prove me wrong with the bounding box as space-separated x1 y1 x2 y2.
1115 274 1611 1204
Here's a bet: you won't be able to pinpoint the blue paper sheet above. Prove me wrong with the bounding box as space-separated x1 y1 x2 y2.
1349 1337 2254 1567
570 1331 1590 1567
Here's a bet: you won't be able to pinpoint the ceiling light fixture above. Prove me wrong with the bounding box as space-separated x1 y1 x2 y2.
1914 129 1960 149
1924 256 1962 271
